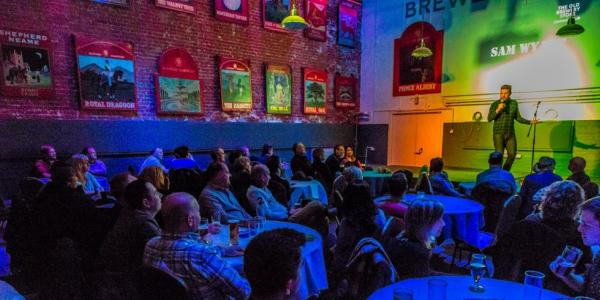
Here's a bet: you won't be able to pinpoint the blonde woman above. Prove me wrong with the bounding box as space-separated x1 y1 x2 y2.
71 154 103 195
138 166 170 193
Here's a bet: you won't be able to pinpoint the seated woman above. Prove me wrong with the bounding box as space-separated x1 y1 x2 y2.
550 196 600 298
341 145 363 169
72 154 104 196
138 166 170 194
375 173 409 218
386 199 445 280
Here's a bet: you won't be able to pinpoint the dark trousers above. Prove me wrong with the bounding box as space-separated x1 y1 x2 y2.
493 133 517 171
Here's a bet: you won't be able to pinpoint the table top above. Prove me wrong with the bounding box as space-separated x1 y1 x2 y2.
404 194 483 215
363 170 394 178
368 275 568 300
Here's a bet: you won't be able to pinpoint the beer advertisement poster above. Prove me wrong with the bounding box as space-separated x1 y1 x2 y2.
338 1 359 48
155 48 202 115
265 63 291 115
304 0 327 41
334 74 356 108
215 0 249 25
263 0 290 32
219 57 252 111
75 36 137 111
0 29 53 98
156 0 195 13
303 68 327 115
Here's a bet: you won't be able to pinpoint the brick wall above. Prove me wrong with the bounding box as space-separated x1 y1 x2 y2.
0 0 360 123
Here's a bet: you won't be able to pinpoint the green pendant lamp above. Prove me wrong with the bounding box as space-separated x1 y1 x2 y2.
556 16 585 36
411 38 433 58
281 1 308 30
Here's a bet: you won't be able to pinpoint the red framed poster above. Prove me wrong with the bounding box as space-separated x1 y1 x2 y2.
75 36 137 111
265 63 292 115
0 29 53 98
156 0 195 13
263 0 291 32
338 1 359 48
303 68 327 115
155 48 202 115
305 0 327 41
215 0 249 25
219 57 252 111
393 21 443 96
335 74 356 109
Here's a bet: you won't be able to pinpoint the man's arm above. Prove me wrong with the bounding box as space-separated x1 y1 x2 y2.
514 102 531 125
199 191 227 223
191 246 251 300
488 101 500 122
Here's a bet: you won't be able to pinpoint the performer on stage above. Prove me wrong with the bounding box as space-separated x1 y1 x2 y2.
488 84 539 171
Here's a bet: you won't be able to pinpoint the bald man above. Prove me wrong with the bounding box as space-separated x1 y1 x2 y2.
143 192 250 300
567 157 591 187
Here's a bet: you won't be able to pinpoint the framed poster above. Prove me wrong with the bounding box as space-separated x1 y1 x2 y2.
338 1 359 48
91 0 129 6
215 0 249 25
305 0 327 41
0 29 53 98
303 68 327 115
75 36 137 111
219 57 252 111
156 0 195 13
335 74 356 108
263 0 290 32
265 63 291 115
393 21 443 96
155 48 202 115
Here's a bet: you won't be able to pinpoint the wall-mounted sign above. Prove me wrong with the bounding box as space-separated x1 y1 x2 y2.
263 0 290 32
305 0 327 41
215 0 249 25
335 74 357 109
265 63 292 114
156 0 195 13
219 57 252 111
338 1 359 47
303 68 327 115
155 48 202 115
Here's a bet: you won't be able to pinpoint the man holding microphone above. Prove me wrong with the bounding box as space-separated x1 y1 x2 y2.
488 84 539 171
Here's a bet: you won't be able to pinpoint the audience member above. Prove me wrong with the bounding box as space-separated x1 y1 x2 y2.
518 156 562 219
139 148 168 175
240 145 259 162
291 142 314 179
198 162 251 223
475 151 517 194
72 154 104 195
386 199 445 280
143 192 250 300
210 147 226 164
376 173 409 218
258 144 274 164
138 166 170 194
82 146 109 191
227 150 243 169
230 156 254 215
332 166 363 197
326 144 346 178
30 144 56 179
429 157 463 198
109 172 137 207
266 155 291 206
341 145 363 169
244 229 306 300
169 145 200 172
312 148 334 192
568 157 591 187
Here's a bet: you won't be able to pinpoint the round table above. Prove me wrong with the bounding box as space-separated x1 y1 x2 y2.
289 180 329 209
363 171 393 197
404 194 485 248
367 275 568 299
212 221 328 300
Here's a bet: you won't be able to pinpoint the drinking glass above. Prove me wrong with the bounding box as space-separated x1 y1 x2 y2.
556 245 583 276
523 270 545 300
247 218 258 236
198 218 209 236
228 220 240 246
427 278 447 300
393 287 413 300
469 253 487 292
255 215 266 232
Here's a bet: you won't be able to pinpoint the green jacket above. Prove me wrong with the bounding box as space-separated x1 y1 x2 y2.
488 98 530 134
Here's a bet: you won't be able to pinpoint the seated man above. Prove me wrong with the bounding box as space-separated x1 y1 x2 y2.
375 173 409 218
82 146 109 191
169 145 200 172
210 147 226 164
475 151 517 195
290 142 314 179
567 156 591 188
326 144 346 178
244 229 306 300
258 144 273 164
139 148 168 175
429 157 463 198
198 162 251 223
312 148 334 193
518 156 562 219
144 192 250 300
30 144 56 179
265 155 291 206
240 145 259 163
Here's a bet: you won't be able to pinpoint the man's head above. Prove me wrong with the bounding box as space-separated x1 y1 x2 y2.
110 172 137 205
579 197 600 246
174 145 190 159
312 148 325 162
244 229 306 299
265 155 282 175
50 160 77 188
334 144 345 158
205 162 231 189
292 142 305 156
41 144 57 162
429 157 444 173
228 150 243 166
151 148 164 160
82 146 97 162
388 173 408 198
537 156 556 172
488 151 503 167
343 166 363 182
500 84 512 101
251 164 271 188
240 146 251 157
568 157 586 174
210 147 225 163
124 180 162 216
161 192 201 234
262 144 273 157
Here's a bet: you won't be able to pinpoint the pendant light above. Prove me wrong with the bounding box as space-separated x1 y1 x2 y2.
411 38 433 58
281 0 308 30
556 16 585 36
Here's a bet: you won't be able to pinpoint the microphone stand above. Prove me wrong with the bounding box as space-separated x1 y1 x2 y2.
527 101 541 173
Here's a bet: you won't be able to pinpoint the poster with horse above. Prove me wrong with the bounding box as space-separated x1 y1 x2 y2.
263 0 290 32
0 28 53 98
303 68 327 114
75 36 137 111
219 57 252 111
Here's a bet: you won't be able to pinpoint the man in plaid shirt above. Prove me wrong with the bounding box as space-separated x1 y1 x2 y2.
143 192 250 300
488 84 539 171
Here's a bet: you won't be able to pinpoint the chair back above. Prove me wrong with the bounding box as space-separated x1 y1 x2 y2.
169 168 203 197
19 177 46 204
471 182 513 232
412 172 433 194
380 217 405 247
494 194 522 241
135 265 190 300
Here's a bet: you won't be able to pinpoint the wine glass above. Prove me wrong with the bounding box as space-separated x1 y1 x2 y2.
469 253 487 292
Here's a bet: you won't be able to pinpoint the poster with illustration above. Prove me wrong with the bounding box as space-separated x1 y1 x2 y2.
215 0 249 24
338 1 359 47
75 36 137 111
263 0 290 32
303 68 327 114
335 74 356 108
265 63 291 114
219 57 252 111
0 29 53 98
156 0 195 13
305 0 327 41
91 0 129 6
155 48 202 115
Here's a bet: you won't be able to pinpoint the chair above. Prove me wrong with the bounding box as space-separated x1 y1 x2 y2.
379 217 405 247
135 265 190 300
19 177 46 204
169 168 204 197
470 182 513 232
411 172 433 194
583 181 599 200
